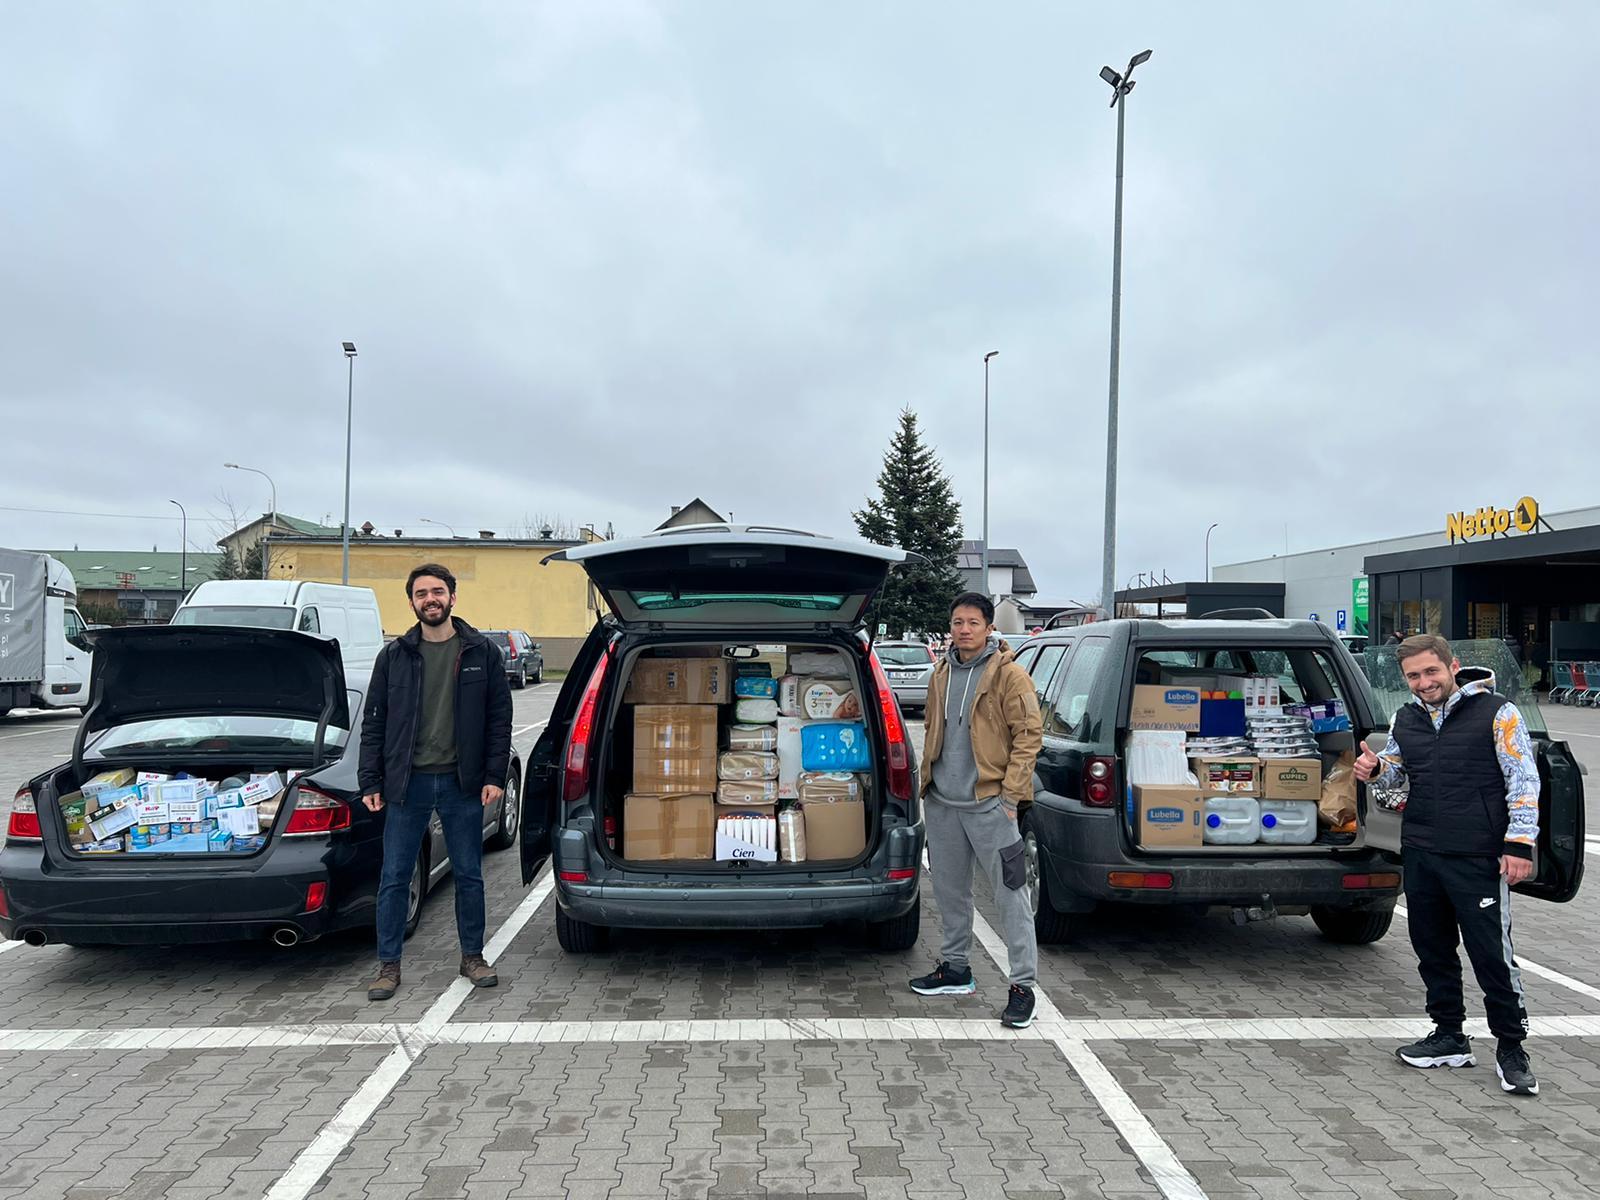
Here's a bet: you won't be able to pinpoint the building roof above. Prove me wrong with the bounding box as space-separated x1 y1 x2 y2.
44 550 224 591
656 499 726 531
273 514 345 537
957 540 1038 596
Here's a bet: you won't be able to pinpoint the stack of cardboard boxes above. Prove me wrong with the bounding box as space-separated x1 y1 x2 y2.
61 767 292 856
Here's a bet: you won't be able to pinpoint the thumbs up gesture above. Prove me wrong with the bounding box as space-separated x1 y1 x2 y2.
1353 745 1381 782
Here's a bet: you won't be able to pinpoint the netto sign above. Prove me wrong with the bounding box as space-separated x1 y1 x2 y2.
1446 496 1539 544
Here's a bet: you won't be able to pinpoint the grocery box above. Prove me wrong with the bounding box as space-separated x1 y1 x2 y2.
623 657 732 705
801 798 866 860
623 793 714 860
134 794 170 824
240 773 283 806
1132 785 1204 849
715 811 779 862
1191 756 1261 795
1129 686 1203 732
633 705 719 794
81 768 136 800
1261 757 1322 801
800 722 871 772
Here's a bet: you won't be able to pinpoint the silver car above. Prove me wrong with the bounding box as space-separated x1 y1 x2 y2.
876 640 936 714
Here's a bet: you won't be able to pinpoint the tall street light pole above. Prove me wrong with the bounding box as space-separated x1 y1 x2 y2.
341 342 358 585
224 462 277 579
982 350 998 598
169 499 188 602
1097 49 1152 619
1205 522 1219 582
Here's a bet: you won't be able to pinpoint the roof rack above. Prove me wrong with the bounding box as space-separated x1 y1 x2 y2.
1200 607 1278 621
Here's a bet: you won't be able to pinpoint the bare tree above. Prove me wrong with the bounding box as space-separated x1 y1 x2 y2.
508 512 582 540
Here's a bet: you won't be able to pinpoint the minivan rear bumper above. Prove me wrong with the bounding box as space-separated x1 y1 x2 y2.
556 873 921 929
1032 804 1401 909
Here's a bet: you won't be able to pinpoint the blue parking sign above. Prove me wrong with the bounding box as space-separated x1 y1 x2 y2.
1336 609 1348 631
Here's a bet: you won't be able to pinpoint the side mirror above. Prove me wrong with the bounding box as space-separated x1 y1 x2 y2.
533 643 542 651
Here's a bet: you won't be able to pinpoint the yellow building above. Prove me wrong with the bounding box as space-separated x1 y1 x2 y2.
265 533 601 669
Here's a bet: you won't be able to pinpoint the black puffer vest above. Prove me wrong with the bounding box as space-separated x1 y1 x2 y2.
1392 688 1508 856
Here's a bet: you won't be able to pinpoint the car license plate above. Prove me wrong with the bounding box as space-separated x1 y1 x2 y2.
892 671 917 682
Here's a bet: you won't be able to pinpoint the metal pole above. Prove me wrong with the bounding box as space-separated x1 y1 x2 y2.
263 475 275 579
170 500 187 603
1205 522 1219 582
982 353 992 597
1100 90 1127 619
342 355 354 585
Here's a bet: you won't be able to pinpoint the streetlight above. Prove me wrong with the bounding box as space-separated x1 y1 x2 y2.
419 517 458 538
169 499 187 601
982 349 999 598
1205 522 1219 582
224 462 277 579
341 341 357 584
1097 48 1153 618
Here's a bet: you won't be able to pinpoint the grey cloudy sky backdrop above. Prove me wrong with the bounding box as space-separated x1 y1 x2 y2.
4 3 1596 603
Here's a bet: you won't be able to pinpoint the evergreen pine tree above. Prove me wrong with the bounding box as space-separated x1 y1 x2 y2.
854 409 966 639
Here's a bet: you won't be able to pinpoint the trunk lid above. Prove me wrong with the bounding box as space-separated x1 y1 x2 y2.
545 526 909 630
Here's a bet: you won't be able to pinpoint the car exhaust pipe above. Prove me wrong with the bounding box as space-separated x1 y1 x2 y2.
270 927 301 948
21 929 48 947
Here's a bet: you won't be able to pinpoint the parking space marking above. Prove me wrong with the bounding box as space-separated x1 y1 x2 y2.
1395 903 1600 1003
0 939 22 956
267 868 556 1200
0 724 79 742
511 719 547 738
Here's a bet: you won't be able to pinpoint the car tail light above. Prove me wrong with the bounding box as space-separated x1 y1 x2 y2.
1082 756 1116 808
603 814 617 852
1107 871 1173 889
558 870 587 883
887 867 916 881
0 882 8 919
868 652 913 801
7 787 42 842
1343 872 1401 890
563 652 612 805
304 881 328 912
284 786 353 836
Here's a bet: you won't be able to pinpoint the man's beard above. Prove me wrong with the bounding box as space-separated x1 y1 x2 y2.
417 601 453 627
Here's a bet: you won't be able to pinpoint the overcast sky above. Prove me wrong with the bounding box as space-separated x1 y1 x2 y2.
4 3 1596 604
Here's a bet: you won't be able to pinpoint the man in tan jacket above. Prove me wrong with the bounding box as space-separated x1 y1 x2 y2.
909 592 1044 1027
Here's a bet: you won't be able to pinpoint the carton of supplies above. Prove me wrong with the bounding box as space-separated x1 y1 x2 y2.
633 705 720 794
219 806 261 837
135 772 171 786
802 680 861 720
162 831 212 854
133 794 170 824
726 724 778 752
748 645 789 679
776 717 806 799
790 650 846 676
624 793 714 860
1132 785 1204 848
231 834 267 853
59 792 90 842
1261 758 1322 801
800 795 866 860
718 779 780 805
1191 756 1261 795
1287 699 1349 733
734 697 780 724
733 677 779 700
86 793 140 840
129 823 172 850
81 768 136 800
78 838 127 855
777 675 805 717
797 771 864 803
800 722 871 773
1130 685 1203 732
716 811 779 862
718 751 779 781
624 657 732 705
1198 692 1247 737
207 828 234 853
213 786 246 811
778 806 806 862
240 773 283 806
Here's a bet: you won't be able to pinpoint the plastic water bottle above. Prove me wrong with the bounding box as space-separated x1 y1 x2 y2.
1203 796 1260 845
1258 799 1317 845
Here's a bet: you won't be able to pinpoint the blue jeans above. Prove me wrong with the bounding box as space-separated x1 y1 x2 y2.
375 770 486 963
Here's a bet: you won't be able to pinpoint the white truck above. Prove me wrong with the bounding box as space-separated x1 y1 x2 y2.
0 550 93 716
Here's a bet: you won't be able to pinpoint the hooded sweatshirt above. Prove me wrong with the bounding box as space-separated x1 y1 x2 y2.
926 641 998 810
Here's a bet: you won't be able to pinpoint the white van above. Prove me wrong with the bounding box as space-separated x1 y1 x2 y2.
172 580 384 672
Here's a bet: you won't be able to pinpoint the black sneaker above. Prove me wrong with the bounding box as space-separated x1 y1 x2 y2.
1496 1040 1539 1096
1396 1028 1475 1069
909 961 975 996
1000 985 1036 1029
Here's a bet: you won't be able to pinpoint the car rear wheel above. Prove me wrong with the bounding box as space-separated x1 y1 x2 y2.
555 905 610 953
1311 905 1394 945
871 895 921 952
1021 815 1075 944
532 666 543 685
513 665 526 690
488 774 519 850
404 853 426 938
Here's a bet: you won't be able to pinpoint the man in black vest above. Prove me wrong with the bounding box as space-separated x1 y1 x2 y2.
1356 634 1541 1095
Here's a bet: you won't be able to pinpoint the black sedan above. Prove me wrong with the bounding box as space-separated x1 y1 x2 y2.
0 626 520 948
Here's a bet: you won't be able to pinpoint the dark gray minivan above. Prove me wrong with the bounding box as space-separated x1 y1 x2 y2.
518 527 926 953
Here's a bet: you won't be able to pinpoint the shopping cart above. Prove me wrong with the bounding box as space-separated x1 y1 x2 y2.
1551 661 1576 704
1580 662 1600 706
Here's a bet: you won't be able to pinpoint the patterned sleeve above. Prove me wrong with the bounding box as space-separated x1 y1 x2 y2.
1369 731 1406 790
1495 701 1541 859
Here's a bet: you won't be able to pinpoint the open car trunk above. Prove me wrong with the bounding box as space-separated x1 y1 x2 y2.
595 637 882 871
1120 642 1375 857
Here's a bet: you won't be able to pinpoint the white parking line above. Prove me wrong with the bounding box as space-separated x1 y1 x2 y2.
0 724 79 742
267 867 555 1200
1542 726 1600 739
511 719 547 738
0 939 23 956
1394 904 1600 1004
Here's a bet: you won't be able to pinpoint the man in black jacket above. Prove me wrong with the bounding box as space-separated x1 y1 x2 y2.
359 563 513 1000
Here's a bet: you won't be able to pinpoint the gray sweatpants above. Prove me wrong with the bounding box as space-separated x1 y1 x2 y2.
925 799 1038 989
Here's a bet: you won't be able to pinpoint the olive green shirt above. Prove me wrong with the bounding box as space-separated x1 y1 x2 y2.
412 634 459 771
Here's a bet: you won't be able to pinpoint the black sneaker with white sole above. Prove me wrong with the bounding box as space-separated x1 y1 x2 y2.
909 961 976 996
1496 1040 1539 1096
1396 1028 1475 1069
1000 984 1036 1029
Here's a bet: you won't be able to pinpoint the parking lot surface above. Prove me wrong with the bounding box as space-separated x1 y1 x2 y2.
3 693 1600 1198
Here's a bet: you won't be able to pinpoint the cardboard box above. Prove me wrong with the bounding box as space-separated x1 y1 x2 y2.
623 793 714 860
1132 785 1204 848
219 806 261 837
624 658 733 705
240 774 282 806
77 838 126 855
81 768 136 800
801 797 866 860
1191 755 1261 795
715 811 778 862
59 792 90 841
632 705 720 794
1129 685 1202 732
133 794 170 824
1261 757 1322 801
86 794 139 840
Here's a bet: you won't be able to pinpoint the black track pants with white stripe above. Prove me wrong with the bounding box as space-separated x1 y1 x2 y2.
1404 848 1530 1041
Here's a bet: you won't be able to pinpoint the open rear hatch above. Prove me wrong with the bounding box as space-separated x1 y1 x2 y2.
546 525 909 629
